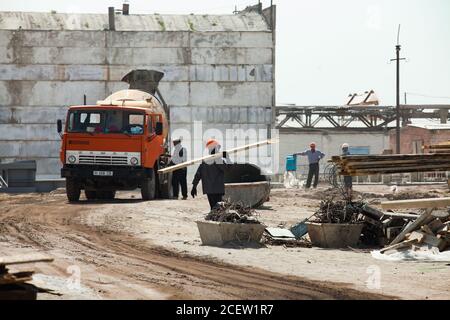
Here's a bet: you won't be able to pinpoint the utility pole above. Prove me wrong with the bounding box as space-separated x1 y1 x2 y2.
390 25 406 154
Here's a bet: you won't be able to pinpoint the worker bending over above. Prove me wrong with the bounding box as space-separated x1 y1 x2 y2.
294 142 325 189
191 139 231 210
170 137 188 200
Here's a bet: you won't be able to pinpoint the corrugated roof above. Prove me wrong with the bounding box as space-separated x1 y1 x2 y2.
0 11 270 32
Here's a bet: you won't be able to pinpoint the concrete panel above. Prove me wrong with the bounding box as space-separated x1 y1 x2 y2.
189 65 274 82
190 82 272 107
0 64 107 81
0 81 106 106
0 30 106 47
0 47 106 65
107 31 189 48
0 106 68 124
108 65 189 82
157 82 189 106
107 48 186 65
0 141 60 157
170 106 192 124
0 124 61 140
191 48 272 65
190 32 273 48
35 158 61 176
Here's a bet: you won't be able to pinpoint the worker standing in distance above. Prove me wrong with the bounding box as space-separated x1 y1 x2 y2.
191 139 231 210
294 142 325 189
169 137 188 200
341 143 353 198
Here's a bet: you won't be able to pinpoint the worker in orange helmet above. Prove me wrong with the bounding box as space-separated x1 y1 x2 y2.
293 142 325 189
191 139 231 210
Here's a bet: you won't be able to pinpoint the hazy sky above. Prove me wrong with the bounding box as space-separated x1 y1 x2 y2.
1 0 449 106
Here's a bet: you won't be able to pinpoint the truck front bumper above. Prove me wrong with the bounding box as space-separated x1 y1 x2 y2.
61 165 153 180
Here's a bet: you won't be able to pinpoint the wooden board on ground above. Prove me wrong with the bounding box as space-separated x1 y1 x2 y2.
0 271 34 285
389 208 434 245
0 253 54 266
380 197 450 210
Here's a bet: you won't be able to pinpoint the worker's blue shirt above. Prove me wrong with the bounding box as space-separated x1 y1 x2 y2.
295 149 325 164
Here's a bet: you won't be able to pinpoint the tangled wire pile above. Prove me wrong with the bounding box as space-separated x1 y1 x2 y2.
205 200 260 224
311 197 366 224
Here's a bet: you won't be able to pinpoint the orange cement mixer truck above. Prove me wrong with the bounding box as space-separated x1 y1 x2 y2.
57 70 172 202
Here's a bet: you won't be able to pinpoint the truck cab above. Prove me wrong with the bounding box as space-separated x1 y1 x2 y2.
57 70 172 202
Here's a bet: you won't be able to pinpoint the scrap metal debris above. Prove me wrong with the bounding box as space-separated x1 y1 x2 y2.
311 197 365 224
205 201 260 224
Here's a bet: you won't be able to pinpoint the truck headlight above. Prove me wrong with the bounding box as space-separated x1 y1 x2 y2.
68 155 77 164
130 157 138 166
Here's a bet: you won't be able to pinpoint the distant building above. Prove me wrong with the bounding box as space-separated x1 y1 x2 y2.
389 124 450 154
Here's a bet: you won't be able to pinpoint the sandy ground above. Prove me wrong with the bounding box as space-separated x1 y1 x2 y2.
1 183 449 300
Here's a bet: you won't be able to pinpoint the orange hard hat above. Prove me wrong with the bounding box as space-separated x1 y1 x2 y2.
206 138 219 149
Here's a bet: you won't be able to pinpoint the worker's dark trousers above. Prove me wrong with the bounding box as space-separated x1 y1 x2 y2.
172 168 188 198
207 193 224 210
306 163 320 188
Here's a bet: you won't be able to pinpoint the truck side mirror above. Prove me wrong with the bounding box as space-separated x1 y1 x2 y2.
155 122 163 136
57 119 63 134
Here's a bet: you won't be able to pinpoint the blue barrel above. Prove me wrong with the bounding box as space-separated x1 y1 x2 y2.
285 155 297 171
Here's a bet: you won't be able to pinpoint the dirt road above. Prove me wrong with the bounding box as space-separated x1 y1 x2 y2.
0 190 392 300
2 184 450 300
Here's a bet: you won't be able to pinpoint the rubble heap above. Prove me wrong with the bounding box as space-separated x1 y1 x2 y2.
205 201 260 224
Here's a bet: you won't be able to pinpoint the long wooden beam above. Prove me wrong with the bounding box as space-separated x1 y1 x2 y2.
157 139 278 174
380 197 450 210
0 253 54 266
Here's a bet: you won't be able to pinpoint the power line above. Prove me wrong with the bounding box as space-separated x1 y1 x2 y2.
405 92 450 100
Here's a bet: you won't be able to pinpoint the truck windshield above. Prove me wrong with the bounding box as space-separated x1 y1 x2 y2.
67 110 145 135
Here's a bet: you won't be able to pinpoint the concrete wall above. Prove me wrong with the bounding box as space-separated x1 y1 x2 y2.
278 129 390 177
0 12 274 179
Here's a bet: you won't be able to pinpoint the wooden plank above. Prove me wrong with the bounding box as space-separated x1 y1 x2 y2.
380 197 450 210
380 239 417 254
158 139 278 174
0 271 34 285
0 253 53 266
381 212 419 219
389 208 434 245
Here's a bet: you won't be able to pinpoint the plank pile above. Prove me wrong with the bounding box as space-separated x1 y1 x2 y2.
423 141 450 154
379 198 450 254
331 153 450 176
0 253 53 300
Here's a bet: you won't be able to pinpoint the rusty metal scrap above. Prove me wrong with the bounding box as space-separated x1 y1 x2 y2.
205 200 260 224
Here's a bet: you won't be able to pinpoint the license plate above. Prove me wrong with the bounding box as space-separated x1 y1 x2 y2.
93 170 113 176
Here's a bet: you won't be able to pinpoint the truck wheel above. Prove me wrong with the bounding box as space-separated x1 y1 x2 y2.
85 190 97 200
97 191 116 200
66 178 81 202
141 171 156 200
158 173 173 199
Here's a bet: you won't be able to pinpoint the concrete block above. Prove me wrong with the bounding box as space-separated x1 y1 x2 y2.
158 82 189 106
35 158 61 176
107 31 189 48
0 141 59 157
170 106 192 124
191 65 213 81
229 66 238 81
107 48 186 65
237 65 246 81
0 124 61 140
0 47 107 65
18 30 106 47
190 82 272 107
191 48 272 65
189 107 205 122
0 106 67 124
190 32 273 48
